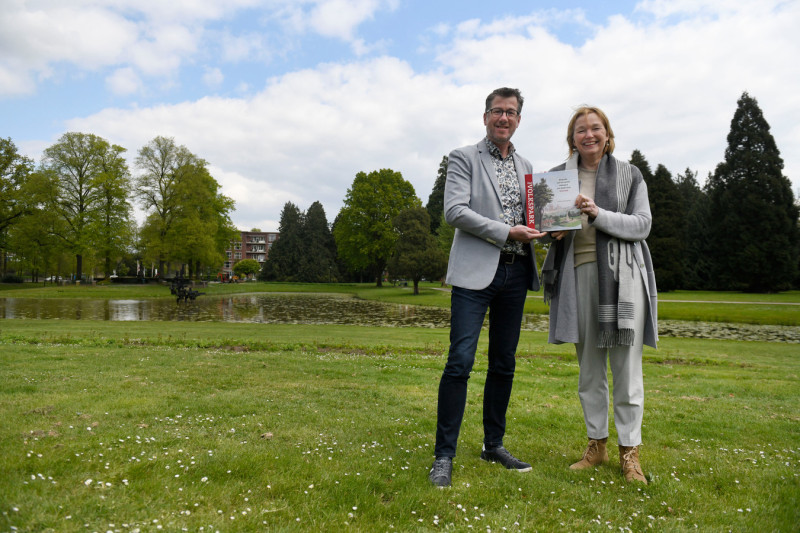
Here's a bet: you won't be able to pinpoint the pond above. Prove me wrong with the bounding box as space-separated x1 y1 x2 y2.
0 293 549 331
1 293 797 342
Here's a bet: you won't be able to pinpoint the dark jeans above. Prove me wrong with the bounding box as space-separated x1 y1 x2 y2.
434 257 532 458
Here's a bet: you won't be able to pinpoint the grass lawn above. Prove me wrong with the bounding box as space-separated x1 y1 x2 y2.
1 320 798 532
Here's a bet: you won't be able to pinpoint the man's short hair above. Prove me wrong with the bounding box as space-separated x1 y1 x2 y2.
485 87 524 114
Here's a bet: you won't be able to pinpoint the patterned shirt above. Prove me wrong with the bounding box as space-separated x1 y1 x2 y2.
486 137 527 256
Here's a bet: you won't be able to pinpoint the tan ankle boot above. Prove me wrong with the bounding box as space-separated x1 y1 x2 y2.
619 445 648 484
569 438 609 470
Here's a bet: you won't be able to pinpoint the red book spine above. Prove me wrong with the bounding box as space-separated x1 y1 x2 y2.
524 174 535 229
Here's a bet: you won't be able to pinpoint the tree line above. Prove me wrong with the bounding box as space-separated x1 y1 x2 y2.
262 92 799 293
2 92 797 292
1 134 237 282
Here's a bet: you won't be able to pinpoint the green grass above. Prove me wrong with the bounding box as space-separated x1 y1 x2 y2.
3 281 800 325
1 320 798 532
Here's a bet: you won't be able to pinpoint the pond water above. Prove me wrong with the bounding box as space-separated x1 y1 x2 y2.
1 293 797 342
0 293 549 331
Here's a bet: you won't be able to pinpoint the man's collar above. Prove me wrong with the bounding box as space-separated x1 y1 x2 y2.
484 137 515 159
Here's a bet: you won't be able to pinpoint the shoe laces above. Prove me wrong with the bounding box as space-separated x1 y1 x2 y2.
583 440 600 459
431 458 450 476
621 448 642 471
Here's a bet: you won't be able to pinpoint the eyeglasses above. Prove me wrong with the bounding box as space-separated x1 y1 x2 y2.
486 108 519 118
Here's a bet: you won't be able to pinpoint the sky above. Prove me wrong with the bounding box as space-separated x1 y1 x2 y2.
2 0 799 232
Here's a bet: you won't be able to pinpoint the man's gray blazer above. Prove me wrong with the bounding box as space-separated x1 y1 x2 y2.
444 139 541 291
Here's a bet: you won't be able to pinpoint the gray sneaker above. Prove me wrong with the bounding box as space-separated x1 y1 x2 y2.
480 446 532 472
428 457 452 487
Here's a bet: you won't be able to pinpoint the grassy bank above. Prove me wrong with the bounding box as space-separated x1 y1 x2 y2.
1 320 798 532
2 281 800 325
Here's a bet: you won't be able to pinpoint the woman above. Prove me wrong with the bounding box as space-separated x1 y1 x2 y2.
542 106 657 484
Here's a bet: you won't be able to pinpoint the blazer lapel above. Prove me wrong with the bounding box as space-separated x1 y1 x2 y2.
478 139 503 203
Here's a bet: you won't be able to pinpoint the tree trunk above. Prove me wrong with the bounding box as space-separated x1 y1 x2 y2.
374 261 385 287
76 254 83 281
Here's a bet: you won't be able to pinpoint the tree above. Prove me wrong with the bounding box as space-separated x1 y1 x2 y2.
532 177 554 230
426 155 448 234
299 201 338 282
629 149 654 183
262 201 337 283
334 168 421 286
388 207 448 295
436 213 454 251
260 202 303 281
643 159 684 291
7 190 65 282
676 167 710 289
91 142 134 278
233 258 261 279
706 92 799 291
0 138 35 275
41 132 118 280
169 161 236 278
135 136 235 278
134 136 196 274
330 212 370 282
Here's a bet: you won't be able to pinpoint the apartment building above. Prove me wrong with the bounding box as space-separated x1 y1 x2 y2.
222 230 279 279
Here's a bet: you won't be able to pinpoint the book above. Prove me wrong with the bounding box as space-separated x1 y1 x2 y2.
524 169 581 232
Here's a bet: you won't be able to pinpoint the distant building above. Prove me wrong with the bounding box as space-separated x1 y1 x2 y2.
222 230 279 279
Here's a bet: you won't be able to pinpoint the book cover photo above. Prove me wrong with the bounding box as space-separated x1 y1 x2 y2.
525 169 581 232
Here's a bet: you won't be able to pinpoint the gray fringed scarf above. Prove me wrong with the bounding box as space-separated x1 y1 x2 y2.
595 157 638 347
544 155 640 348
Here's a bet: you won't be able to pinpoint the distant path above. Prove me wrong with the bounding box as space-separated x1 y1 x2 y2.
431 287 800 305
657 299 800 305
535 296 800 305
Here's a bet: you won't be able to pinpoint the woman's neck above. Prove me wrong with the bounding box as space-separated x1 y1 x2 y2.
579 154 602 171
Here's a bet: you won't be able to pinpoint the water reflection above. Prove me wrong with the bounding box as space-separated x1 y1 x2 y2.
0 293 553 330
0 293 547 330
2 294 798 341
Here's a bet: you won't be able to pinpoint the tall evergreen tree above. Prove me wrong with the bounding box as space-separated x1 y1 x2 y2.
426 155 448 234
645 162 684 291
629 149 654 182
706 92 798 291
435 212 455 285
261 202 303 281
676 167 710 289
300 201 339 282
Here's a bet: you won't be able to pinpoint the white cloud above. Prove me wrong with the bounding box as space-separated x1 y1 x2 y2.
434 0 800 186
203 67 225 88
219 31 271 63
305 0 382 40
0 0 399 99
18 1 800 231
127 23 200 77
106 67 142 96
0 63 35 97
0 1 138 93
66 57 469 230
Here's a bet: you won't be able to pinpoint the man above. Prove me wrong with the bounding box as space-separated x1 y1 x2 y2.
429 87 545 487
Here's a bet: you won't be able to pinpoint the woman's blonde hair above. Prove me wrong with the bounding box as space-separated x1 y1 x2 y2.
566 106 615 158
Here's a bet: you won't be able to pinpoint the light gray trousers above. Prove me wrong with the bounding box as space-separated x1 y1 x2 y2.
574 262 646 447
